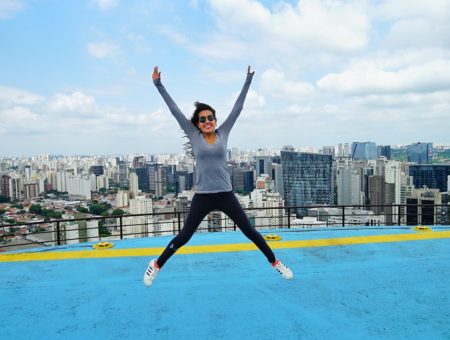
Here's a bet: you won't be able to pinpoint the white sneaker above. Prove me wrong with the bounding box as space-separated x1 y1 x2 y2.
143 259 160 287
273 260 293 280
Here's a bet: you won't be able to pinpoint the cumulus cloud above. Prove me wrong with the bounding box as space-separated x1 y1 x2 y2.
0 86 43 106
48 92 98 115
317 57 450 96
260 68 314 100
0 0 24 19
87 41 120 58
207 0 369 51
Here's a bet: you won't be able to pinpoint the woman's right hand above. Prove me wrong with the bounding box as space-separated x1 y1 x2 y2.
152 66 161 80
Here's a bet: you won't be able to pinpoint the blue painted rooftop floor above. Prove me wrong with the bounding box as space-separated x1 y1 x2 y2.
1 227 450 339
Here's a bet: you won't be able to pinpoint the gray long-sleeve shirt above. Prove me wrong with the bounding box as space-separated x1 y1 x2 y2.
154 73 254 193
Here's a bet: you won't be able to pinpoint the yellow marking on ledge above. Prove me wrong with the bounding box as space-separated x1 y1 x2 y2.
1 230 450 263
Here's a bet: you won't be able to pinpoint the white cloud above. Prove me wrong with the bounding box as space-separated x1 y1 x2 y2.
48 92 98 115
90 0 119 11
317 58 450 95
207 0 370 52
87 41 120 58
0 86 43 106
260 68 315 100
0 0 24 19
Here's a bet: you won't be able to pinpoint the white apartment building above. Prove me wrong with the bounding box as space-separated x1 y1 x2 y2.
129 172 139 198
123 195 153 238
116 190 130 208
250 189 285 229
66 174 91 200
56 170 67 192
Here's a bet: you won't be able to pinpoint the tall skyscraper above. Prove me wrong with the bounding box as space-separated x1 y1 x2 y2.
255 156 272 178
129 172 139 198
281 151 333 216
336 159 363 205
272 163 284 196
322 146 336 157
407 142 433 164
135 166 150 192
351 142 377 161
377 145 391 160
409 165 450 192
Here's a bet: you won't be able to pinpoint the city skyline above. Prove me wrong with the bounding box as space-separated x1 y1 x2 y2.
1 0 450 155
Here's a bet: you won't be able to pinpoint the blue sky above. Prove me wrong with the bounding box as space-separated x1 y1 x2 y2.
1 0 449 156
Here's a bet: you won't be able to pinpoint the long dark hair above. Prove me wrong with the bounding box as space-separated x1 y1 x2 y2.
184 102 216 158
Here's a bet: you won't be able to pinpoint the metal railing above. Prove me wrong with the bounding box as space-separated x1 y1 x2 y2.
1 203 449 252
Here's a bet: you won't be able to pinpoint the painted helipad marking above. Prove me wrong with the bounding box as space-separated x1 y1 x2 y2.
1 230 450 263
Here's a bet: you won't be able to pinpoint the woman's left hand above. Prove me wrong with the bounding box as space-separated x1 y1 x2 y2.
247 65 255 75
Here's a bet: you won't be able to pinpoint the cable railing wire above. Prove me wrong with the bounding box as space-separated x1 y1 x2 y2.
1 203 449 251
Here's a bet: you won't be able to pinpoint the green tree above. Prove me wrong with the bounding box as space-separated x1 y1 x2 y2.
0 195 10 203
77 206 89 214
29 204 43 215
111 208 125 216
89 203 108 216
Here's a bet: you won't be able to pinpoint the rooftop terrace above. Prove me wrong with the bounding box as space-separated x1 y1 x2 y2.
1 226 450 339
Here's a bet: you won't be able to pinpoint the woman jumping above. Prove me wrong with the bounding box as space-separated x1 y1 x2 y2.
143 66 293 286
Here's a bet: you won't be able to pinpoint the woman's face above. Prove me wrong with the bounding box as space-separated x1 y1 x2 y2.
197 109 216 134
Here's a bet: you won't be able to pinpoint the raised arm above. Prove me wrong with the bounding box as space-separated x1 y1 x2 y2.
219 66 255 135
152 66 195 135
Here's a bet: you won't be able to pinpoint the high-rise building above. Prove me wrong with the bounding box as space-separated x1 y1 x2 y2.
368 175 385 214
135 166 150 192
322 146 336 157
0 174 11 198
351 142 377 161
66 175 91 200
23 183 39 199
232 168 254 194
272 163 283 196
377 145 391 160
116 190 130 208
255 156 272 178
281 151 333 216
56 170 67 192
129 172 139 198
407 142 433 164
406 188 442 225
89 166 104 176
336 159 363 206
125 195 153 238
409 165 450 192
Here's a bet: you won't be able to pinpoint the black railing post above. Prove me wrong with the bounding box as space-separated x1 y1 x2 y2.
119 216 123 240
342 206 345 227
56 221 61 246
287 207 291 229
177 211 181 233
398 205 401 226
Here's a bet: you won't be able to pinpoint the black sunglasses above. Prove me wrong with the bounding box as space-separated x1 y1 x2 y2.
199 114 215 123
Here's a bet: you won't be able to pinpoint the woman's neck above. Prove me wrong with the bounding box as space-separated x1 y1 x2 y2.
203 131 217 144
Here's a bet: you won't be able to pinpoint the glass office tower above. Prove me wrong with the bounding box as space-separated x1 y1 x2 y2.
351 142 377 161
407 142 433 164
281 151 333 216
409 165 450 192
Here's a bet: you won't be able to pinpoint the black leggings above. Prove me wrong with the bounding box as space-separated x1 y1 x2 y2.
156 191 276 268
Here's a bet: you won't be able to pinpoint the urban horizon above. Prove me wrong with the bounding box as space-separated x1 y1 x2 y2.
2 141 450 159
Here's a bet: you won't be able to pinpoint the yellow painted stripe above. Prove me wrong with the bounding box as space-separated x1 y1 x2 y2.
1 230 450 263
